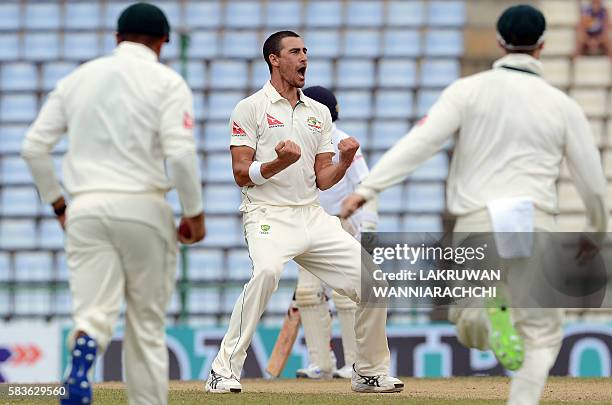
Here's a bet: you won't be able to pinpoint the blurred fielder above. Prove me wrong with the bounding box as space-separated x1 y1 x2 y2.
342 5 607 405
21 3 205 405
205 31 402 394
294 86 378 380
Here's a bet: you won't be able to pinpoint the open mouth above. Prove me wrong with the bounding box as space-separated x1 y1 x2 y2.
297 66 306 80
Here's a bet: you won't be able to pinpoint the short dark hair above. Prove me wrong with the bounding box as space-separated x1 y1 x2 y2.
118 33 166 48
262 30 300 73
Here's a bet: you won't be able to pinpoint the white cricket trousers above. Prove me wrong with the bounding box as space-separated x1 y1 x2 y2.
211 204 390 379
450 209 563 405
65 192 177 405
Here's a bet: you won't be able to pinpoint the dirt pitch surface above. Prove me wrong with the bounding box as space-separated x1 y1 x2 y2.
4 377 612 404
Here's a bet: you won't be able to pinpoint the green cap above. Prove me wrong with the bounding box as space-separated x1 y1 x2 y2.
496 5 546 51
117 2 170 43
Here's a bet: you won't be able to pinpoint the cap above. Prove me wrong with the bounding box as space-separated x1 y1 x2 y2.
496 4 546 51
117 2 170 43
303 86 339 122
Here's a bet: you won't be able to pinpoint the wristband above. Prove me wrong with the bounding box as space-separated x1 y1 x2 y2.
248 161 268 185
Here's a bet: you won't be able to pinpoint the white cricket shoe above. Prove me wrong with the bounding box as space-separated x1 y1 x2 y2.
296 364 332 379
205 369 242 393
351 364 404 393
333 364 353 379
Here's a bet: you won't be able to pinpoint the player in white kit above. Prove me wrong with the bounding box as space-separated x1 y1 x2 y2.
205 31 402 394
21 4 205 405
294 86 378 380
341 6 608 405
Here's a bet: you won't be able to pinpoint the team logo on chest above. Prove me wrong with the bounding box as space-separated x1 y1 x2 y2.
307 116 321 132
266 113 284 128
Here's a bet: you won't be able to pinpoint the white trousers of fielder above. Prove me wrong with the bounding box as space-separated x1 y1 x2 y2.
65 193 177 405
450 209 563 405
211 205 390 379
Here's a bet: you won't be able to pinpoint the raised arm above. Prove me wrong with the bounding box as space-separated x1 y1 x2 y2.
341 81 463 218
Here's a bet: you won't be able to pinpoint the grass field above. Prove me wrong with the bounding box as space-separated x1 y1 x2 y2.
4 377 612 404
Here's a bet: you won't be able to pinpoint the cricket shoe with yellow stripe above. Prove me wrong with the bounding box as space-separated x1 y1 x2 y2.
351 364 404 393
487 298 524 371
205 369 242 393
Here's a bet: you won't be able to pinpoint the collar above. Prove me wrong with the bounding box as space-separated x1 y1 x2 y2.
263 81 310 107
492 53 543 76
114 41 158 62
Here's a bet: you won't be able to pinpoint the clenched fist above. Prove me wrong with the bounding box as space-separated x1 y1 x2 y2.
275 140 301 166
338 137 360 168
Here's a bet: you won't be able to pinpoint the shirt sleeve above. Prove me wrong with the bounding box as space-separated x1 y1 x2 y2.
159 76 203 217
229 100 257 149
316 108 335 155
564 99 608 233
21 85 67 203
356 81 463 201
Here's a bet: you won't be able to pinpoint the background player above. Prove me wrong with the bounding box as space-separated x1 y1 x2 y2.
341 5 608 405
205 30 402 394
21 3 205 404
294 86 378 380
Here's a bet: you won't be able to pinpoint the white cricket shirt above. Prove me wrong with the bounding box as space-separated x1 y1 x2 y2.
22 42 203 216
357 54 608 232
230 81 335 210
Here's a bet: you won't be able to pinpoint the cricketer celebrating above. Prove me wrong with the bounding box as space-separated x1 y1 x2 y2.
341 5 608 405
294 86 378 380
21 3 205 405
205 31 402 394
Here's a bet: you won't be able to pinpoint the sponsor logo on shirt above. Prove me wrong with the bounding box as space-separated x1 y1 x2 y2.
266 113 284 128
183 112 194 129
232 121 247 136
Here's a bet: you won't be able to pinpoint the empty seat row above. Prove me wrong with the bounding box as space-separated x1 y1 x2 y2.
0 58 455 92
542 57 612 88
0 89 448 123
0 288 71 316
0 28 463 62
0 1 465 31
